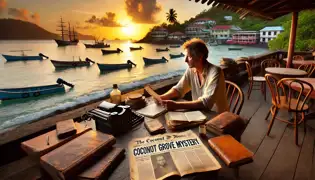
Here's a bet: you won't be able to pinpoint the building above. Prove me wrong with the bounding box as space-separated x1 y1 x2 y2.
260 26 284 43
211 25 242 43
167 31 186 40
231 31 260 44
150 27 168 41
224 16 233 21
193 18 216 26
185 24 211 41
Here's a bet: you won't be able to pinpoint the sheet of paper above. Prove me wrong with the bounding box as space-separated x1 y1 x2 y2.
167 111 187 121
136 103 167 118
184 111 206 122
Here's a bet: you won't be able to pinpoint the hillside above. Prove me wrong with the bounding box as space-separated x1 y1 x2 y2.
0 19 94 40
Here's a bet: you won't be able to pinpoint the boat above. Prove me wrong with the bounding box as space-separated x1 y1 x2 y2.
0 78 74 101
97 60 137 71
143 57 168 65
84 38 110 48
101 48 123 55
208 41 218 46
156 48 169 52
129 46 143 51
2 51 49 62
228 47 243 51
54 18 79 46
169 45 180 48
169 53 185 59
50 58 95 68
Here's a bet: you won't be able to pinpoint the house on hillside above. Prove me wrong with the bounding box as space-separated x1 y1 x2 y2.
193 18 216 26
150 27 168 41
185 24 211 41
260 26 284 43
231 31 260 45
168 32 186 40
211 25 241 44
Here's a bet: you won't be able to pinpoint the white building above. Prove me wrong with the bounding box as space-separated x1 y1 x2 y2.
150 27 168 41
185 24 210 41
211 25 241 43
168 31 186 40
193 18 216 26
259 26 284 43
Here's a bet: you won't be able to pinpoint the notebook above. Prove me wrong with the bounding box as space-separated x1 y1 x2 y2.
165 111 207 122
136 103 167 118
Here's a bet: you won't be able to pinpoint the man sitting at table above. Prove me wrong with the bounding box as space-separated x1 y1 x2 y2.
157 38 229 113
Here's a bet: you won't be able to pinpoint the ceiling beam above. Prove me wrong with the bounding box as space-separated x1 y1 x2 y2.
248 0 259 5
263 0 287 11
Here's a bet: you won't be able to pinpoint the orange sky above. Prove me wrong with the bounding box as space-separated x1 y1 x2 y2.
0 0 209 40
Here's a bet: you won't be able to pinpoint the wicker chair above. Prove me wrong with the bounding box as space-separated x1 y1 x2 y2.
225 80 244 115
265 74 313 145
245 61 266 101
293 55 304 61
298 64 315 77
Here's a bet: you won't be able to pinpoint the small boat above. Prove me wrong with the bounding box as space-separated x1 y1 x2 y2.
0 78 74 101
208 41 218 46
97 60 137 71
2 53 49 62
84 42 110 48
169 45 180 48
129 46 143 51
228 48 243 51
50 58 95 68
101 48 123 55
156 48 169 52
143 57 168 65
169 53 185 59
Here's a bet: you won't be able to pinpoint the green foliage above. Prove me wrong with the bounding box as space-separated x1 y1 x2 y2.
166 9 178 24
269 10 315 51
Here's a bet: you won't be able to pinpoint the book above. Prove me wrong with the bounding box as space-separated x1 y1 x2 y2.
208 135 253 168
165 111 206 122
144 117 166 135
136 103 167 118
78 147 125 180
56 119 77 139
40 131 116 180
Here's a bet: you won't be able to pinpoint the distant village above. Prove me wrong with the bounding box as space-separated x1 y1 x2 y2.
149 17 284 45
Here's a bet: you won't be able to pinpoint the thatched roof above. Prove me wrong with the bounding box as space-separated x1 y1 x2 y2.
189 0 315 20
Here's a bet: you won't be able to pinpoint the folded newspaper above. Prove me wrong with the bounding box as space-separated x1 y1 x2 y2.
129 130 221 180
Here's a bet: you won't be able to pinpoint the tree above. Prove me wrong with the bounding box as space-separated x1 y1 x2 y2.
166 9 178 24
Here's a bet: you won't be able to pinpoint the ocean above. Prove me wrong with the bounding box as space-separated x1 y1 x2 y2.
0 40 268 130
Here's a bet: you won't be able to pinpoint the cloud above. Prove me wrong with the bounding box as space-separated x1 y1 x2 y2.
0 0 7 14
125 0 162 24
8 8 29 21
31 12 40 24
85 12 122 27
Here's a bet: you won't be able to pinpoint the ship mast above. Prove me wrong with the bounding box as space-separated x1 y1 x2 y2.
68 22 72 41
56 17 66 40
72 26 77 40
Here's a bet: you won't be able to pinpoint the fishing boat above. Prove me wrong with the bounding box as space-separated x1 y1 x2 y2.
0 78 74 101
169 45 180 48
97 60 137 71
169 53 185 59
156 48 169 52
54 18 79 46
84 38 110 48
50 58 95 68
228 47 243 51
129 46 143 51
143 57 168 65
2 51 49 62
101 48 123 55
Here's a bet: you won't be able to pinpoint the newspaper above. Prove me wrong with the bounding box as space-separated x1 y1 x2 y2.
129 130 221 180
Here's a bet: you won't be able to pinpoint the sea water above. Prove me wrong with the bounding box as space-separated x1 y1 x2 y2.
0 40 268 130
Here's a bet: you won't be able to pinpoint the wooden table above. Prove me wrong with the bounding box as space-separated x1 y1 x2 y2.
283 58 315 68
265 67 307 78
286 78 315 99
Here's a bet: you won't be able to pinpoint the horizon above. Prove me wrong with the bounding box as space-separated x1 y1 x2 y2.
0 0 210 40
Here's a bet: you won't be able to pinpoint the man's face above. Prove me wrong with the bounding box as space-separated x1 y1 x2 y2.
156 155 166 166
184 49 201 68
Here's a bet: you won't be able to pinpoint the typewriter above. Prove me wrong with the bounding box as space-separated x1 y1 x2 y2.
87 101 144 136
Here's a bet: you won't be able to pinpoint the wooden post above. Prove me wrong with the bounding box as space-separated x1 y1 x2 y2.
286 12 299 68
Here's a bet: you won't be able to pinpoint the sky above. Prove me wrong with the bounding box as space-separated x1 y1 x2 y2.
0 0 210 40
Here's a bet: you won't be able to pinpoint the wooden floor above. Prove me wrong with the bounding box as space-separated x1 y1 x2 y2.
1 85 315 180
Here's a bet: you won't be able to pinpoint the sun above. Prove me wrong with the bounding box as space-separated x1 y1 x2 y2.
121 24 135 36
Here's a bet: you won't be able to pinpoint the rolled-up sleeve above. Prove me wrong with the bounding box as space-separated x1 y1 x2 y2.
173 69 191 98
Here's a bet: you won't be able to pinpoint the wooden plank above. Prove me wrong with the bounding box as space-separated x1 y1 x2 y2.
294 127 315 180
260 125 305 180
0 156 37 179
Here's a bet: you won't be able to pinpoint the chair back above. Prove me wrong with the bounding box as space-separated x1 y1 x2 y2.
298 64 315 77
225 80 244 115
293 55 304 61
245 61 253 81
261 59 281 74
277 78 314 112
265 74 282 104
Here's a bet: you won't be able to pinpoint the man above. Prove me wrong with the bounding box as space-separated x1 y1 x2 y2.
158 38 228 113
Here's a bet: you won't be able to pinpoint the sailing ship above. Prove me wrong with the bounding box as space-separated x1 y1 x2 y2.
54 18 79 46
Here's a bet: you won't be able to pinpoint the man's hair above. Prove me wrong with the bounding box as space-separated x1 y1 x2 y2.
182 38 208 62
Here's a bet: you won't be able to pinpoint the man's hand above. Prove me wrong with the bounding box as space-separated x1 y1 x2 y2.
153 95 163 105
161 100 179 110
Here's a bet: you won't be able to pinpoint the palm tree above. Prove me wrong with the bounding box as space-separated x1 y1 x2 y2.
166 9 178 24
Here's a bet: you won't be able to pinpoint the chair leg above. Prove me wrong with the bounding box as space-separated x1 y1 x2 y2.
263 82 266 101
267 107 279 136
265 106 272 120
302 112 306 133
293 113 299 145
247 81 253 100
233 167 240 180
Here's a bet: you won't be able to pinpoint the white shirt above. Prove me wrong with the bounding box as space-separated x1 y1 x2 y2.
173 62 229 113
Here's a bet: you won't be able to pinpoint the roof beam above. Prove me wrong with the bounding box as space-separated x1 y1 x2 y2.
248 0 259 5
263 0 287 11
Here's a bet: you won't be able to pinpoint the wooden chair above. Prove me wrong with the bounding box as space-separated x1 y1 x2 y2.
293 55 304 61
265 75 313 145
245 61 266 101
261 59 281 75
298 64 315 77
225 80 244 115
